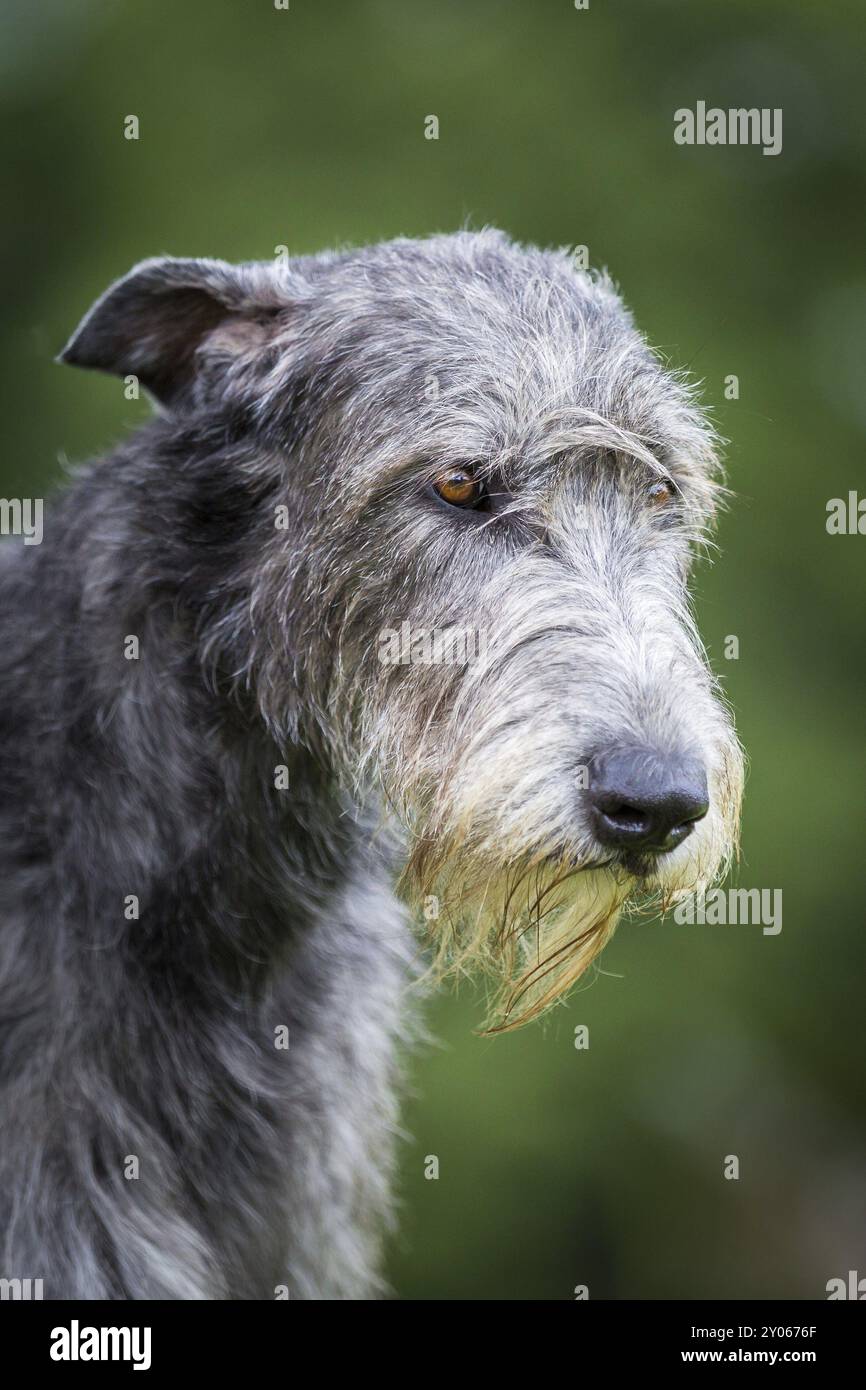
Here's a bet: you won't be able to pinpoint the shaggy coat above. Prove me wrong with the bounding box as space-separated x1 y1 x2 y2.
0 231 741 1298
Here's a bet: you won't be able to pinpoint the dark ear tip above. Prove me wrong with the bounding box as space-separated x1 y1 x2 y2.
55 255 265 395
55 330 91 369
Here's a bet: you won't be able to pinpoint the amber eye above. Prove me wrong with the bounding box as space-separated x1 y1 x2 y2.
647 478 677 506
433 467 483 508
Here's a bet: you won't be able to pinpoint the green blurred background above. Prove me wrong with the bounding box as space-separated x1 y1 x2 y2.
2 0 864 1299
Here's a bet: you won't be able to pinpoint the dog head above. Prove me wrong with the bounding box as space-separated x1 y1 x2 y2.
61 230 743 1028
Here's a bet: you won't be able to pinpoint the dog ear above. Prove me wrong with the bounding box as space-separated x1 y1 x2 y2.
58 257 282 408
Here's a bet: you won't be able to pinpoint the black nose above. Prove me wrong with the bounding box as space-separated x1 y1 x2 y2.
589 747 709 854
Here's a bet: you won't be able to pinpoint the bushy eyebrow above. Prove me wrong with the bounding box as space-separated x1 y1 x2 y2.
533 407 676 479
338 400 687 522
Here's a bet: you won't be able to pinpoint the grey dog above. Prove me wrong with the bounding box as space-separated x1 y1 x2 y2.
0 230 742 1299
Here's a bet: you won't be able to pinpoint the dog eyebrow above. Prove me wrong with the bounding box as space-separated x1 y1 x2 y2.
535 407 675 479
616 450 679 486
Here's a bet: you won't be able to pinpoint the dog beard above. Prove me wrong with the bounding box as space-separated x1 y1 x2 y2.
397 747 741 1033
401 851 628 1031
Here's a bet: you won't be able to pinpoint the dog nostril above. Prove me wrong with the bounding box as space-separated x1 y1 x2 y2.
588 747 709 854
602 802 650 833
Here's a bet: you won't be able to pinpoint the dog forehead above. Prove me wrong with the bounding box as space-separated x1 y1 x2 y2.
305 237 656 450
272 233 716 502
308 231 633 372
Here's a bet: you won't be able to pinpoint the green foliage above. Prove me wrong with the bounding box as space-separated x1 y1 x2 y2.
3 0 863 1299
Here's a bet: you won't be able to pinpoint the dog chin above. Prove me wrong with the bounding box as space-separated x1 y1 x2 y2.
412 853 631 1032
613 847 678 883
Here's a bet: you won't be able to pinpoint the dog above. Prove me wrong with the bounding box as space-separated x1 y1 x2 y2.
0 230 742 1298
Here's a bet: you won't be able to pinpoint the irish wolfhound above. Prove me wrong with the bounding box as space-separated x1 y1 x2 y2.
0 230 742 1299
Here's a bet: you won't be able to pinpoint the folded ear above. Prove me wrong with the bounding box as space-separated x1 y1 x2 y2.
58 256 282 408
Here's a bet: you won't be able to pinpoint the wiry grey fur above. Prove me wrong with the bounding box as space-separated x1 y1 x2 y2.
0 230 742 1299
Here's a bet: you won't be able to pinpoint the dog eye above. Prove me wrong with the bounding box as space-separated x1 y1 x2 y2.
646 478 677 507
433 467 484 509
